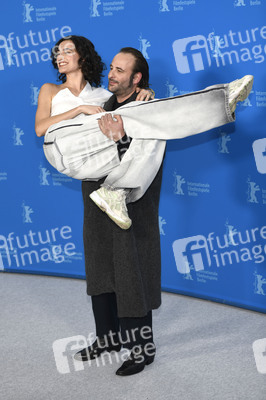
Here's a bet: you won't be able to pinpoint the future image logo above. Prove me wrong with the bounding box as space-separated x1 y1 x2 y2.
253 338 266 374
0 53 3 70
172 235 211 274
208 31 224 58
0 225 76 270
53 335 88 374
0 26 72 72
252 138 266 174
173 225 266 275
0 41 17 71
172 35 211 74
173 25 266 74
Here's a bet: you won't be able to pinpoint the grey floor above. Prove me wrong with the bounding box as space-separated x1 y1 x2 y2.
1 272 266 400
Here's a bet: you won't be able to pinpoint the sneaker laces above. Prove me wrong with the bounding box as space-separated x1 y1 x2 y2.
102 187 129 215
113 189 128 214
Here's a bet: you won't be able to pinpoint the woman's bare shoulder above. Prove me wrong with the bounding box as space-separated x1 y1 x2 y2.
39 83 64 99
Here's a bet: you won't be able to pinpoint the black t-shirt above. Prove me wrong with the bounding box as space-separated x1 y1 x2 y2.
112 96 133 110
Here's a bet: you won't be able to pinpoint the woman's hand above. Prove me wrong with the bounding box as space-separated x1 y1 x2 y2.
135 88 155 101
79 105 105 115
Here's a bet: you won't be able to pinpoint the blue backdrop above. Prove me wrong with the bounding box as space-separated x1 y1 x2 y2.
1 0 266 313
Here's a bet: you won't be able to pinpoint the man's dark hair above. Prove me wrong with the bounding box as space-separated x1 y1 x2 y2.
51 35 106 87
119 47 149 88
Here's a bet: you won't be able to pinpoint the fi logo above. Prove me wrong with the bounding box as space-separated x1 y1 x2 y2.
252 138 266 174
52 335 87 374
0 53 4 70
172 235 211 274
172 35 211 74
253 338 266 374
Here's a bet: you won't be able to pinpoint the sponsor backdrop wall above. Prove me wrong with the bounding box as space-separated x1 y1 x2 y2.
1 0 266 313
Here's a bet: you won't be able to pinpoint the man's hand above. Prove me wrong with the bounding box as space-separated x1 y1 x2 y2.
98 113 125 142
135 88 155 101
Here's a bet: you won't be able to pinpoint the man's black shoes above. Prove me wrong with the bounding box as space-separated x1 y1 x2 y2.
74 337 121 362
74 339 156 376
115 346 155 376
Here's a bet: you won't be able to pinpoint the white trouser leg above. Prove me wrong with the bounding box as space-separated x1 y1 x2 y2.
44 85 233 201
103 84 233 201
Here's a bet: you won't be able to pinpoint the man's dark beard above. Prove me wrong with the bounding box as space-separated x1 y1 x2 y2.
108 73 135 94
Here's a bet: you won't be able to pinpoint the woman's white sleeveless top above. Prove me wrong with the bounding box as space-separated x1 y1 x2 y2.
51 82 111 117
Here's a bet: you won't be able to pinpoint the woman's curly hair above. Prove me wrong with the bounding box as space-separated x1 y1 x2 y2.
51 35 106 87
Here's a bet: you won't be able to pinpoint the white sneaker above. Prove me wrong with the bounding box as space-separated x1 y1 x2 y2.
89 187 132 230
228 75 254 113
